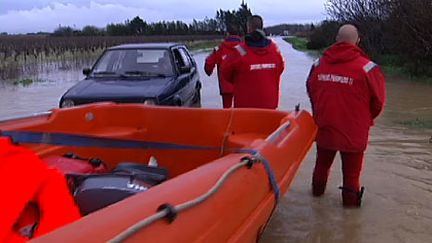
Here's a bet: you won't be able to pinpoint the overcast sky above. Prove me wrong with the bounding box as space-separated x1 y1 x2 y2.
0 0 328 34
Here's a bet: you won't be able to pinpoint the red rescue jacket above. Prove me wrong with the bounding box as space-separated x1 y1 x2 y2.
0 137 81 242
306 42 386 152
220 31 285 109
204 35 242 94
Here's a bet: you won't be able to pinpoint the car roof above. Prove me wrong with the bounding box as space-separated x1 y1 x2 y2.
108 43 185 50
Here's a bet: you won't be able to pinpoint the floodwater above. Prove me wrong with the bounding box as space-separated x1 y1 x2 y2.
1 38 431 243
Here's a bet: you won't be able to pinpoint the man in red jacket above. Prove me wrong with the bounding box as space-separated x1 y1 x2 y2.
220 15 285 109
306 24 386 207
0 137 81 242
204 25 242 108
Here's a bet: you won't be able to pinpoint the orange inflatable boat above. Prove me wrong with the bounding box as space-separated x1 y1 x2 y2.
0 103 317 243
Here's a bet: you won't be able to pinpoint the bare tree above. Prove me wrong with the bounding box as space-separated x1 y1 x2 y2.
387 0 432 74
325 0 390 55
324 0 432 75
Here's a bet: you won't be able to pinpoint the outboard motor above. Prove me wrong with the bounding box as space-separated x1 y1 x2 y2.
73 162 168 215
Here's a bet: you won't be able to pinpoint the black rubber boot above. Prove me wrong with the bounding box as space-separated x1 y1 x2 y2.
312 179 326 197
339 186 365 207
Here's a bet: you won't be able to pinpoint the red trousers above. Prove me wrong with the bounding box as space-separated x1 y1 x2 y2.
222 93 233 108
312 146 364 206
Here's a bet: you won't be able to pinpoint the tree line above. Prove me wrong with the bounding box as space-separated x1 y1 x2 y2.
264 24 314 37
307 0 432 76
0 2 252 81
52 2 251 37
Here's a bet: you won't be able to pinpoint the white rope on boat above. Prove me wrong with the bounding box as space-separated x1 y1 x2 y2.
108 158 253 243
219 107 236 156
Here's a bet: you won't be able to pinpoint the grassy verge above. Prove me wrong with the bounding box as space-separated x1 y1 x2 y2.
283 37 308 51
187 39 222 51
378 55 432 84
283 37 323 57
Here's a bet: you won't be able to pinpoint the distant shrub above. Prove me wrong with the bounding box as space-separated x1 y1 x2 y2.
306 20 339 50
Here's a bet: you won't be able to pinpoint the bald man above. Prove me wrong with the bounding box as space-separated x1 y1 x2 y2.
306 24 386 207
336 24 361 44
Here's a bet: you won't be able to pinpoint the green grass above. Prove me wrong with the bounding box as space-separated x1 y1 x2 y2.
13 78 33 86
283 37 308 51
187 39 222 52
380 65 432 84
283 37 323 57
11 78 52 86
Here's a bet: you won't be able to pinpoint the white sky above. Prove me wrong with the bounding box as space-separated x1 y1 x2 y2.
0 0 327 34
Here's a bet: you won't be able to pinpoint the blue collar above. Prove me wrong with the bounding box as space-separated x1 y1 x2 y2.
225 36 241 42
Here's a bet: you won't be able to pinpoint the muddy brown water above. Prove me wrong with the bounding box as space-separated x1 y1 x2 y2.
0 38 431 243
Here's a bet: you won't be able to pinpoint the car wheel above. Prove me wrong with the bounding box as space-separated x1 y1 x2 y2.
191 89 201 108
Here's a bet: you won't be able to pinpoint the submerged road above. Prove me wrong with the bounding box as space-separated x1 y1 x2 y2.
0 37 431 243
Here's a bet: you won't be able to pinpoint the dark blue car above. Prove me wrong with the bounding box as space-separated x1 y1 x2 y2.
59 43 201 108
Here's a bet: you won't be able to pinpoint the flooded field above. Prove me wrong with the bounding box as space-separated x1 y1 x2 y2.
0 38 431 243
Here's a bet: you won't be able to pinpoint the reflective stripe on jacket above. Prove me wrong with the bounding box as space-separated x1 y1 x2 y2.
306 42 386 152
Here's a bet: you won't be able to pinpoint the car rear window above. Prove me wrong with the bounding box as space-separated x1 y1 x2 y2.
93 49 174 76
137 50 164 63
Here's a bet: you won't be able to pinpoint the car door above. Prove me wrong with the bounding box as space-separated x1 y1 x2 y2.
180 47 200 103
172 47 196 106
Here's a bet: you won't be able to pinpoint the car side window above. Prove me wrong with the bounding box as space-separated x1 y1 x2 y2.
172 49 185 69
178 48 192 68
180 48 195 67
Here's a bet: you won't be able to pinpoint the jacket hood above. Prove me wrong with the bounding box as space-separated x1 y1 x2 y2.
221 35 242 49
245 30 271 48
244 30 272 55
323 42 369 64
